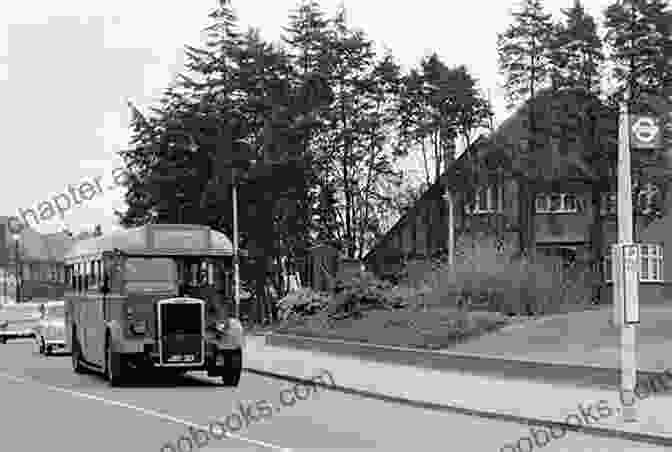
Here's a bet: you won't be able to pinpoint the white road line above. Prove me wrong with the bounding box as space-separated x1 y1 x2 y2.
0 371 292 452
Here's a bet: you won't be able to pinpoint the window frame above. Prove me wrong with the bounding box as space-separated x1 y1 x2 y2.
604 244 663 283
535 193 579 214
466 185 504 215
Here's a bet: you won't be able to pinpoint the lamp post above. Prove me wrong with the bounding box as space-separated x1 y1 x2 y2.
442 190 455 266
11 233 21 303
230 139 256 321
232 166 240 319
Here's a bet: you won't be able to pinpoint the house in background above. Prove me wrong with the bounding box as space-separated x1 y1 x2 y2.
0 217 75 300
365 89 672 306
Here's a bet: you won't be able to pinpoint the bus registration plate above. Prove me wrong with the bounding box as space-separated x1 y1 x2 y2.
167 355 195 362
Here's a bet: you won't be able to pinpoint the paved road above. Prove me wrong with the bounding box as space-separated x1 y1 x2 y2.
0 340 669 452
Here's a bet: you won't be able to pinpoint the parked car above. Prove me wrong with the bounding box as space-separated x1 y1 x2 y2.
34 301 67 355
0 302 40 343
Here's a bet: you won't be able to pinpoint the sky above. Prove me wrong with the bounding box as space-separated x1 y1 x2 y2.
0 0 615 236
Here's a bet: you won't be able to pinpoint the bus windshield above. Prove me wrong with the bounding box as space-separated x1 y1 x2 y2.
124 258 177 292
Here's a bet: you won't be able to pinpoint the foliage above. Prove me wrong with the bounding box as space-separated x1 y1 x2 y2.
548 0 604 93
398 55 492 185
276 288 331 322
604 0 672 97
406 236 594 316
330 271 401 317
497 0 555 255
497 0 554 110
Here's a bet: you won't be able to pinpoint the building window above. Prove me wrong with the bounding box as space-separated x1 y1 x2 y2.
604 244 663 283
535 193 579 213
601 192 617 216
466 185 503 214
641 244 663 282
636 183 660 215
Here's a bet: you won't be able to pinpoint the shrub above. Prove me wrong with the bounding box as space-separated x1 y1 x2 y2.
329 271 418 318
405 236 593 315
276 288 331 322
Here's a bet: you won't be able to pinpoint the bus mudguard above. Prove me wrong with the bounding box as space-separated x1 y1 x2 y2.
106 320 124 353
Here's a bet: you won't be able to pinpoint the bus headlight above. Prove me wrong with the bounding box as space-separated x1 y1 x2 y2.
129 320 146 335
215 320 230 334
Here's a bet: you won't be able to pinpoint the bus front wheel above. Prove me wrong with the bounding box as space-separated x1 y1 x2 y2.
71 331 86 374
220 349 242 387
105 340 126 386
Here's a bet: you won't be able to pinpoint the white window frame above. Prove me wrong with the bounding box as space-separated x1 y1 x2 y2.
601 183 660 217
640 244 664 282
601 192 617 216
466 185 503 214
535 193 579 214
604 244 663 283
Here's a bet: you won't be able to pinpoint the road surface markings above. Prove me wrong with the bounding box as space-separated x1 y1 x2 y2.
0 371 292 451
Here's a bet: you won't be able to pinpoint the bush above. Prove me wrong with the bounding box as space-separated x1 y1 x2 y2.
404 236 593 315
276 288 331 322
329 271 414 318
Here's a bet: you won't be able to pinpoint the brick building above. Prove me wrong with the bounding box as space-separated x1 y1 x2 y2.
365 89 672 305
0 216 74 300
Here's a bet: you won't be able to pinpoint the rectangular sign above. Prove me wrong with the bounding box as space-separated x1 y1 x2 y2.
622 244 640 324
612 244 623 326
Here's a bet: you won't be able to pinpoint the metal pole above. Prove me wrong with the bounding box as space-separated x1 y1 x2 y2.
618 87 638 421
15 239 21 303
232 170 240 320
447 192 455 267
443 191 455 266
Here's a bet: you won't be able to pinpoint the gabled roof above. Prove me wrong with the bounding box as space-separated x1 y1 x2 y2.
364 88 618 262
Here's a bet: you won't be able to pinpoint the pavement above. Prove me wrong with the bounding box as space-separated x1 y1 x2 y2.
243 331 672 448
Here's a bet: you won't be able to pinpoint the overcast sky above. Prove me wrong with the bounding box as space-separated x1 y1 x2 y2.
0 0 614 235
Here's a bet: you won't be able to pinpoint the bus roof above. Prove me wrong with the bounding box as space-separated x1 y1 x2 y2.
64 224 242 261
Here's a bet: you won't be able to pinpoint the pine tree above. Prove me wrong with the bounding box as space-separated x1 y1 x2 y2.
498 0 554 109
604 0 672 97
398 55 491 185
282 0 334 257
497 0 554 255
311 6 402 258
549 0 604 93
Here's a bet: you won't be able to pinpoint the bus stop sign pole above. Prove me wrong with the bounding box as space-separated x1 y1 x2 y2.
615 87 639 422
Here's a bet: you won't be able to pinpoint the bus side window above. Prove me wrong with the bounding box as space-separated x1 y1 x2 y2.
83 261 89 292
71 266 76 291
101 272 110 294
90 261 96 287
96 260 102 285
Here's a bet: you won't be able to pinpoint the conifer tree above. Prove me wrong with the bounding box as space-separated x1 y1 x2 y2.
604 0 672 97
497 0 554 255
549 0 604 93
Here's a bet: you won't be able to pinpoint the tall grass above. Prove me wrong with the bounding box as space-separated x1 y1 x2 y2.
403 237 594 315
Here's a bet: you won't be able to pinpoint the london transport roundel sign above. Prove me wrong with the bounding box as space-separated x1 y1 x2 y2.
631 115 662 149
